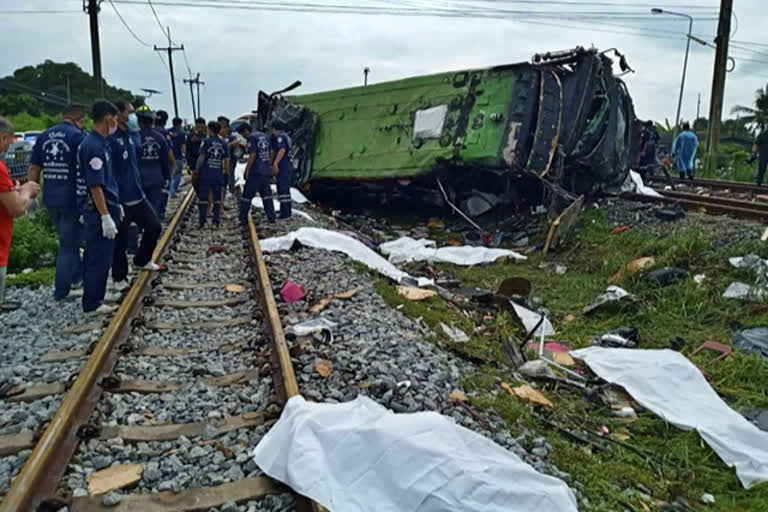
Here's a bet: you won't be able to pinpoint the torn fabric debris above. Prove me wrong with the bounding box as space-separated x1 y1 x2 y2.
572 347 768 488
622 170 663 198
252 395 578 512
379 236 526 265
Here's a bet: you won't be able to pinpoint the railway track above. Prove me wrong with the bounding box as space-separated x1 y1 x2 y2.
649 175 767 195
0 186 314 511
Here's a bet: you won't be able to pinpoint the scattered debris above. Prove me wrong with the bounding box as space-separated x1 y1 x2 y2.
313 359 333 378
438 322 470 343
654 205 685 221
509 302 555 337
225 283 247 293
553 352 576 367
206 245 228 256
610 257 655 283
730 254 768 270
611 225 631 234
497 277 532 300
592 327 639 348
722 282 766 301
583 286 635 315
506 383 554 409
700 493 715 505
280 281 306 303
379 236 526 265
694 274 706 284
87 463 143 496
690 341 731 363
622 170 663 198
762 226 768 242
518 360 557 380
573 347 768 488
742 408 768 432
448 389 467 402
555 265 568 275
252 396 578 511
563 314 576 323
284 318 338 341
396 286 437 301
543 195 585 255
646 266 688 287
732 327 768 360
309 288 359 313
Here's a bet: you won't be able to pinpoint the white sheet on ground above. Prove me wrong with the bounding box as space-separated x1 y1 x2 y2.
572 347 768 488
622 170 663 198
379 236 526 265
252 395 578 512
233 161 310 204
250 196 316 223
260 227 432 286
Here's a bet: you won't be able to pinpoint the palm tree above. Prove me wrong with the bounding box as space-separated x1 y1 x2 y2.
731 84 768 131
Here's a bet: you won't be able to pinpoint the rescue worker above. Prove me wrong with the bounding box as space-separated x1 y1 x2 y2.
193 121 229 227
76 100 121 316
26 104 86 301
672 122 699 180
638 121 660 177
125 101 142 256
270 120 293 219
169 117 187 198
237 124 275 224
218 116 237 196
109 100 163 291
186 117 205 167
153 110 177 218
751 127 768 186
137 106 172 217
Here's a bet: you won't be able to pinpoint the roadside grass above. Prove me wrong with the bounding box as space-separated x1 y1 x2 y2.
376 209 768 511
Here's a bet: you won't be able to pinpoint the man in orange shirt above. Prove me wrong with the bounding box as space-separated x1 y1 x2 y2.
0 117 40 312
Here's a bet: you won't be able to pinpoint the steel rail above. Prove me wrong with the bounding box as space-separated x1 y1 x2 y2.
649 176 767 194
656 189 768 213
0 189 196 512
627 192 768 221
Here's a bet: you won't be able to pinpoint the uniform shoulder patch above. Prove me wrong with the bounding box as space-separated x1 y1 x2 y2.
89 156 103 171
277 137 283 143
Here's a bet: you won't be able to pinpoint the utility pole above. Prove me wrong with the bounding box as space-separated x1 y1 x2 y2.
706 0 733 157
363 67 370 86
66 75 71 104
696 93 701 120
84 0 103 96
154 27 184 119
183 76 197 120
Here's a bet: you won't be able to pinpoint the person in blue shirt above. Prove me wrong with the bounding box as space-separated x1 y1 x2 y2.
193 121 229 227
186 117 206 167
76 100 121 316
218 116 238 196
109 100 163 291
169 117 187 198
26 104 86 301
237 124 275 224
270 120 293 219
138 106 172 218
672 122 699 180
153 110 177 218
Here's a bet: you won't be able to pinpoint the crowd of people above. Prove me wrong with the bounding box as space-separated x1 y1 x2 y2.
0 99 294 315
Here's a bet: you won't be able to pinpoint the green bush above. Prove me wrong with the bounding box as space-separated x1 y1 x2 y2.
8 210 58 272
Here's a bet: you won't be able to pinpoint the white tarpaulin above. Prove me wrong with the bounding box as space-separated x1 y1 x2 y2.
621 170 663 198
572 347 768 488
379 236 526 265
252 395 578 512
260 227 432 286
234 162 310 203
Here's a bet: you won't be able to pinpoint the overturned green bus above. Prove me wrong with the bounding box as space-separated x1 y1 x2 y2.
257 46 638 214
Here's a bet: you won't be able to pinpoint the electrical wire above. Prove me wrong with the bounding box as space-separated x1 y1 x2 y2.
108 0 152 47
148 0 172 42
0 9 81 14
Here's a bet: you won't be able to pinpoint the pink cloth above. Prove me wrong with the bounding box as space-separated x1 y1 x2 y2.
280 281 306 303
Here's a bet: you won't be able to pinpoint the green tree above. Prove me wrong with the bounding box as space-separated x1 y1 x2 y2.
731 84 768 131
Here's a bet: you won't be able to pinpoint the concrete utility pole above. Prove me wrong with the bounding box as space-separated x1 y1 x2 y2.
364 67 370 86
183 76 197 120
154 27 184 119
707 0 733 156
697 93 701 120
84 0 104 96
183 73 204 118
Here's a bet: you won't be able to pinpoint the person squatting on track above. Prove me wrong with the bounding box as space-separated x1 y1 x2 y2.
237 124 275 224
76 101 122 316
169 117 187 198
26 104 86 301
193 121 230 228
0 117 40 312
109 100 163 292
270 120 293 219
137 106 172 218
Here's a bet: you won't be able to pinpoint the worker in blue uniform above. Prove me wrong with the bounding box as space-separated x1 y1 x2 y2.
137 106 171 217
218 116 238 196
76 100 121 316
193 121 229 227
672 122 699 180
109 100 163 291
154 110 177 218
186 117 206 168
26 104 86 301
270 120 293 219
237 124 275 224
125 102 142 256
169 117 187 198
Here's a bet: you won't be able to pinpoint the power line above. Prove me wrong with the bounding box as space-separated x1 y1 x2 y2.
0 9 81 14
147 0 172 42
108 0 152 47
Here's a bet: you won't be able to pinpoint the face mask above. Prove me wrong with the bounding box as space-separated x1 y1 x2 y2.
127 113 139 132
108 119 118 136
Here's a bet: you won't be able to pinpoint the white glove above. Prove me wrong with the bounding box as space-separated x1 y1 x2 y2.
118 205 125 222
101 214 118 239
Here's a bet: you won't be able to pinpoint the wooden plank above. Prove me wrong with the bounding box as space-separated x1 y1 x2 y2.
153 297 249 309
544 195 584 256
61 322 104 335
98 412 266 442
87 463 143 496
167 268 203 275
72 477 279 512
163 281 247 291
203 370 259 387
7 382 66 402
144 316 252 330
39 349 87 363
112 379 184 393
0 431 35 456
136 347 200 357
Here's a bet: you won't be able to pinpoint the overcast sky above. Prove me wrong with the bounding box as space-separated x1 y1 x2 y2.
1 0 766 126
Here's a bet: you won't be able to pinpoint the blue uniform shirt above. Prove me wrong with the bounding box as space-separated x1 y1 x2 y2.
247 132 272 176
187 130 203 163
76 130 120 214
139 127 171 189
170 127 186 160
108 128 145 205
198 136 227 183
271 131 294 173
30 120 85 210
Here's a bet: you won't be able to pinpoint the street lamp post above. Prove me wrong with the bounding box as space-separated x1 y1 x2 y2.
652 8 693 138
